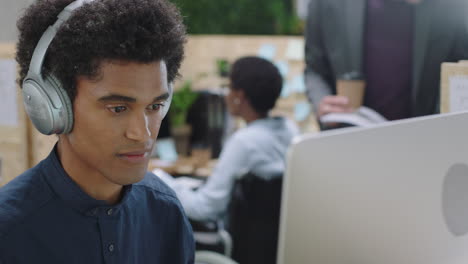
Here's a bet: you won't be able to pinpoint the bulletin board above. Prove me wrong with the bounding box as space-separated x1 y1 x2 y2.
0 43 28 185
176 35 319 133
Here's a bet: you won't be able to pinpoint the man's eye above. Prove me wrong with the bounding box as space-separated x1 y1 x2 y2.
109 106 127 113
148 104 163 111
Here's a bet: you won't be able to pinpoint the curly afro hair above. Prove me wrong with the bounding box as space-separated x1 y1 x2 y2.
16 0 186 102
229 56 282 115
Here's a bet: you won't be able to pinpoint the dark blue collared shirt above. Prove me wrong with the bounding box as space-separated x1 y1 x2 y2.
0 148 194 264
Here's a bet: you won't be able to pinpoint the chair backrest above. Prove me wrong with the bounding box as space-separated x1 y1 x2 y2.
228 172 283 264
195 250 238 264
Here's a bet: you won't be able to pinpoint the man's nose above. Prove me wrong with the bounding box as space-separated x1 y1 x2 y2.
125 112 152 142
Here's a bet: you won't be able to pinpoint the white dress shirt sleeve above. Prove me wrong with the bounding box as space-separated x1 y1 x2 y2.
170 133 252 221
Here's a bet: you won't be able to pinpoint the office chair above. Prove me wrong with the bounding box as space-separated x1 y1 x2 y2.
227 172 283 264
191 218 233 257
195 250 238 264
228 173 283 264
190 172 283 264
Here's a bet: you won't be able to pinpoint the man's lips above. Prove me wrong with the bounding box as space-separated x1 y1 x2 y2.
119 150 150 156
117 149 151 163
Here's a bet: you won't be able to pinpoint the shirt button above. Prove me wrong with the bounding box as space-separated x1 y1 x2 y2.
108 243 115 252
107 208 113 216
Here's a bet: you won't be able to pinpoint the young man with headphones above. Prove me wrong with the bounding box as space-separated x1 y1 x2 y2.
0 0 194 263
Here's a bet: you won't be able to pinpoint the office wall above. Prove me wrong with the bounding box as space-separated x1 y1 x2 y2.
0 42 57 186
0 44 28 185
0 0 35 42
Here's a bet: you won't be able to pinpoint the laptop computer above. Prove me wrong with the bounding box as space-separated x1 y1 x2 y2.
277 112 468 264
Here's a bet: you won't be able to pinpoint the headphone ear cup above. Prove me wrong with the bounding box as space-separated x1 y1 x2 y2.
21 0 93 135
22 77 57 135
22 73 74 135
45 75 73 134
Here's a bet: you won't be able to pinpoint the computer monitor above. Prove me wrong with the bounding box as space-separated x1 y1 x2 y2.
277 112 468 264
187 90 227 158
158 112 172 139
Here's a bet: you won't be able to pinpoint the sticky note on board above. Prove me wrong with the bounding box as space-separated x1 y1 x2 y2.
294 101 311 122
0 59 18 126
285 39 305 61
291 75 306 93
275 60 290 77
257 44 277 61
281 82 292 98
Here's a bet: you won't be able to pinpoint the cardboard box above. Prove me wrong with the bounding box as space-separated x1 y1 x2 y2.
440 62 468 113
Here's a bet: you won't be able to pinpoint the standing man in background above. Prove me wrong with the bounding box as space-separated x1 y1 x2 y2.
305 0 468 128
0 0 194 263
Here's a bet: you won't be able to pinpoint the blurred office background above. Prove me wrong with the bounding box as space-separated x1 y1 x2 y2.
0 0 319 184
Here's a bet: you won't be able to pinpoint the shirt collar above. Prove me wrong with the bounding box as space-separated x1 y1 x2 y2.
41 145 133 217
248 116 283 127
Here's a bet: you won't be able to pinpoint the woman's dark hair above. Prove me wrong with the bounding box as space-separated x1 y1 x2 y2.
16 0 186 102
229 56 282 115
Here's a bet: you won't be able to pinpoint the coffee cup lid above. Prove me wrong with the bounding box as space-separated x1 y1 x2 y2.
340 71 365 80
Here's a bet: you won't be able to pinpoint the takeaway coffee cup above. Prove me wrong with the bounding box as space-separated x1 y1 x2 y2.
336 72 366 109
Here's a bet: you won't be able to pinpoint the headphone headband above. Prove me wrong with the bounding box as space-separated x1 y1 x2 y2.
28 0 94 77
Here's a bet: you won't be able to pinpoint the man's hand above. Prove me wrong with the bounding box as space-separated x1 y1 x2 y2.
318 95 354 117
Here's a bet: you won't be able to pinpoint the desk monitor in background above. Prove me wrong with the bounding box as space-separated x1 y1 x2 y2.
158 112 171 139
187 90 227 159
278 112 468 264
152 112 177 161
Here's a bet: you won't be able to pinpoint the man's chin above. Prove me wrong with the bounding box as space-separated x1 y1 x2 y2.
112 167 148 185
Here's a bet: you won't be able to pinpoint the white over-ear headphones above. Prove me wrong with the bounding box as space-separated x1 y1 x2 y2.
22 0 95 135
22 0 173 135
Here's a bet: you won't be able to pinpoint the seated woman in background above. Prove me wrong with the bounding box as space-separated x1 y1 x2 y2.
162 56 299 221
